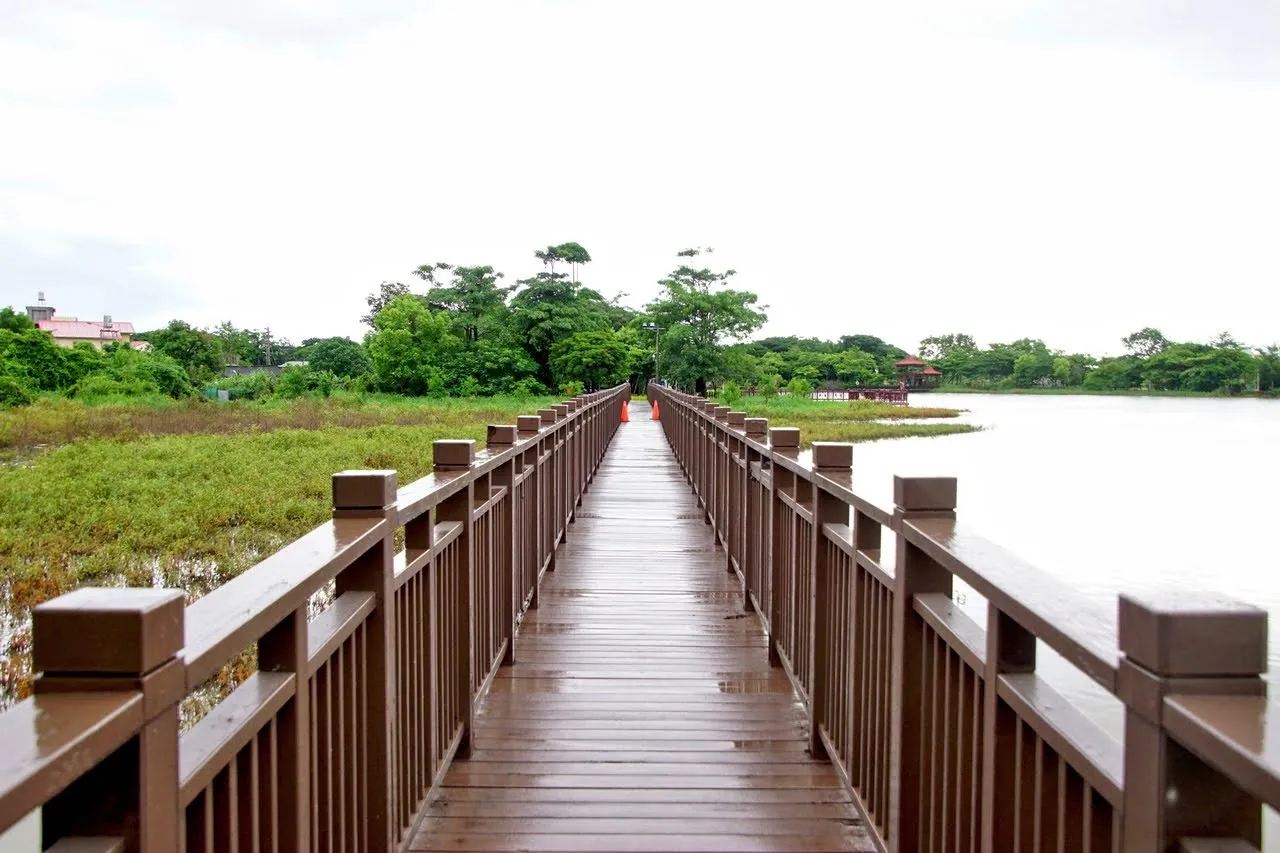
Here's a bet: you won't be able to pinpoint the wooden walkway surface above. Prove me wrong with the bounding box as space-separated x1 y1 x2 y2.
412 402 870 852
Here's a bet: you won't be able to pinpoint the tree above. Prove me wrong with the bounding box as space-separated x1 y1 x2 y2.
1122 327 1169 358
535 242 593 282
1210 331 1244 350
417 264 513 344
919 334 977 361
363 281 413 326
0 308 34 333
550 330 631 391
645 248 767 394
141 321 221 380
306 337 371 378
366 295 458 395
1256 345 1280 393
509 271 611 384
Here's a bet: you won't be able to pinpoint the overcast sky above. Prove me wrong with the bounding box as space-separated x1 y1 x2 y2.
2 1 1278 356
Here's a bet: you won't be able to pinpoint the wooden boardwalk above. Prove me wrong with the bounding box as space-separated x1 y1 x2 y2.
412 403 870 852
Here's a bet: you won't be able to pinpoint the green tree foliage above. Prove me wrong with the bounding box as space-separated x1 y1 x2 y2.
646 248 767 394
366 295 458 395
509 272 612 384
140 320 222 380
276 365 337 399
305 337 371 378
1122 327 1170 358
919 333 977 361
363 281 412 326
416 263 514 344
550 330 632 391
0 308 35 333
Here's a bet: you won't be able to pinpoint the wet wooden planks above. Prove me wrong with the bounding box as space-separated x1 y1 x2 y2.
411 402 870 853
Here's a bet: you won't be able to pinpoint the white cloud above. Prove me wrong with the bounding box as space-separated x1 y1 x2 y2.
2 1 1277 355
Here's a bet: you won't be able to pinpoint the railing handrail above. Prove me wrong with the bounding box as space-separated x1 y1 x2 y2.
649 382 1274 852
0 383 631 851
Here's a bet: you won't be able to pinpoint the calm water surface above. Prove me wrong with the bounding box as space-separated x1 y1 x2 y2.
851 392 1280 836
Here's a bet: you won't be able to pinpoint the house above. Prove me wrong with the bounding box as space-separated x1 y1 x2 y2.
25 293 139 350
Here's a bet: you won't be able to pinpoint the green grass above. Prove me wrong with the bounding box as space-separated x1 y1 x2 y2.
715 395 978 447
0 392 559 460
0 393 560 704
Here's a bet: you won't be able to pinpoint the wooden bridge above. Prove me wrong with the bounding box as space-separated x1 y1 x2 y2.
1 384 1277 852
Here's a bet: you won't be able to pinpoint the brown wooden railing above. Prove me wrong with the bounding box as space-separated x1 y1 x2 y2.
0 385 628 853
650 384 1279 853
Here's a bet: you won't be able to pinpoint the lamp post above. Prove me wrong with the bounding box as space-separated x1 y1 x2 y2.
642 323 663 385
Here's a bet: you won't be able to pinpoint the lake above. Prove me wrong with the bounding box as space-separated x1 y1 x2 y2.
851 391 1280 840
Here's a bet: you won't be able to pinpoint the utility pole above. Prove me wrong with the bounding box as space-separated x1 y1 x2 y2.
642 323 663 385
264 326 272 367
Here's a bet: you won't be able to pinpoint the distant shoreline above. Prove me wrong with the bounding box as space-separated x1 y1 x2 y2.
928 387 1279 400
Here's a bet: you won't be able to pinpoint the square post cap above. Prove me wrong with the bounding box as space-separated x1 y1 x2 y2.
333 470 397 510
433 439 475 469
893 476 957 511
487 425 518 446
812 442 853 469
745 417 769 437
714 406 731 420
33 588 185 675
1118 592 1268 677
769 427 801 449
538 408 557 424
552 404 569 419
728 412 747 427
517 415 543 433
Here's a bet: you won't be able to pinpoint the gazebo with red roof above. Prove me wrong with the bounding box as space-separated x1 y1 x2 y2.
895 357 943 390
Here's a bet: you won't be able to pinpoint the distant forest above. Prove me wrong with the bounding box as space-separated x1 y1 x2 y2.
2 243 1276 406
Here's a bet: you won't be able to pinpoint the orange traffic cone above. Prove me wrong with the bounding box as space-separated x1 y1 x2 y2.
651 399 661 420
620 400 630 423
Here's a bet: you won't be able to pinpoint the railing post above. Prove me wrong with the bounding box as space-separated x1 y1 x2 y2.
518 415 543 608
768 427 800 668
744 417 769 615
979 600 1036 852
434 439 476 759
1117 593 1267 851
551 405 570 536
889 476 957 853
487 426 519 666
331 468 398 851
727 411 747 577
32 588 184 852
809 442 853 758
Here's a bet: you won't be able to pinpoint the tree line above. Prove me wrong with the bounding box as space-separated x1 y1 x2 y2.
0 244 768 405
3 243 1275 407
916 329 1279 394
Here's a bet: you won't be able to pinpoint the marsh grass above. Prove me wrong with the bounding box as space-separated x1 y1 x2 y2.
0 394 557 706
720 395 977 446
0 392 558 460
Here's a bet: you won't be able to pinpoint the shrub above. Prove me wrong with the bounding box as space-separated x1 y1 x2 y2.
757 374 780 397
719 380 743 407
70 374 157 403
0 376 34 408
787 376 813 397
213 370 276 401
277 366 337 399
